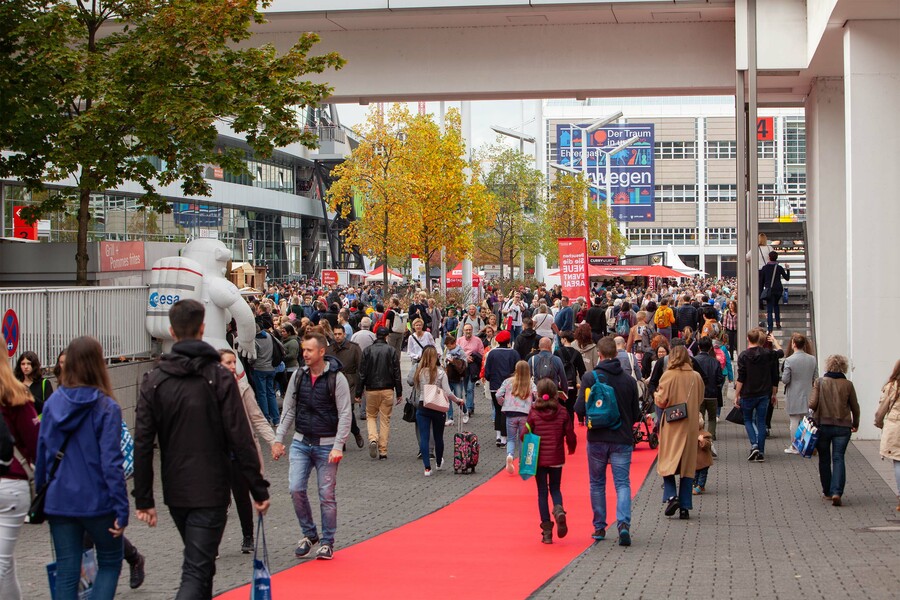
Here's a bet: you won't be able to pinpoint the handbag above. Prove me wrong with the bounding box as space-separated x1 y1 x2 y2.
27 432 74 525
760 264 778 302
402 399 417 423
519 423 540 481
662 378 694 423
422 383 450 413
251 515 272 600
791 415 819 458
725 405 745 425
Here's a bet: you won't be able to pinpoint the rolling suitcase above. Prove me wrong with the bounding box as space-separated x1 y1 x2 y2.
453 419 479 474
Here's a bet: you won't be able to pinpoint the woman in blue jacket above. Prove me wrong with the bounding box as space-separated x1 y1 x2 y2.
35 337 128 600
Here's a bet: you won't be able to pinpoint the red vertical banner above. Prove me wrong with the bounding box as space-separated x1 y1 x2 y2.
13 206 37 240
557 238 590 300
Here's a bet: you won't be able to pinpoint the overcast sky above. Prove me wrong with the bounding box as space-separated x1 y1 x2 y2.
335 100 541 157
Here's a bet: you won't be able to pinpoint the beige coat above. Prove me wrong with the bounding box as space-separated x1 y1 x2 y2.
696 430 714 471
875 380 900 461
654 364 704 478
237 375 276 475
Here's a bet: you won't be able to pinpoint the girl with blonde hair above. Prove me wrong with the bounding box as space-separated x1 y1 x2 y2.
497 361 538 474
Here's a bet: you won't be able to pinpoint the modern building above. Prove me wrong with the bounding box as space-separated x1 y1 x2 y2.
0 105 360 281
544 97 806 277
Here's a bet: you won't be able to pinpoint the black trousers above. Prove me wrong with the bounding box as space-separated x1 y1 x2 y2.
229 460 254 538
491 391 507 436
169 505 228 600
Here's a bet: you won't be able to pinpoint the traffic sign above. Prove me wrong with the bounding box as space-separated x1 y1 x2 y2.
2 309 19 357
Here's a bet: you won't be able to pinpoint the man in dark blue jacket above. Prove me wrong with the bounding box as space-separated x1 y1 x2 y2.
575 337 640 547
694 336 725 445
483 330 520 446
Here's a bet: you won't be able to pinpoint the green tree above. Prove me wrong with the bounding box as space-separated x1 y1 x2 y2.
0 0 343 284
473 143 544 278
539 172 628 263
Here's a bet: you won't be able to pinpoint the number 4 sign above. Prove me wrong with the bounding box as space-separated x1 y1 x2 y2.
757 117 774 142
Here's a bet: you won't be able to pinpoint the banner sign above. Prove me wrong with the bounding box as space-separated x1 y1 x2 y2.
321 270 339 286
556 123 655 222
100 241 145 272
410 256 425 282
557 238 590 300
588 256 619 266
173 203 223 227
13 206 37 240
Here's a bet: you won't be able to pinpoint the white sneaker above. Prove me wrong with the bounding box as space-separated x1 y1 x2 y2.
505 455 515 475
500 437 507 445
436 458 445 471
445 419 454 426
462 414 470 424
784 447 799 454
424 468 432 477
711 444 718 458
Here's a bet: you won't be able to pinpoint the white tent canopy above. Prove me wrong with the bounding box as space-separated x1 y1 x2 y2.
664 245 706 276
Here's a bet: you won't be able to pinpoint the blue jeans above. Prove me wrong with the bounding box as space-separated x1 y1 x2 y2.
464 378 476 414
49 514 122 600
765 296 781 331
506 415 527 457
289 439 339 545
695 467 709 489
416 407 446 470
817 425 852 497
253 370 278 423
663 475 694 510
740 395 770 455
448 381 465 420
587 442 634 531
511 325 522 341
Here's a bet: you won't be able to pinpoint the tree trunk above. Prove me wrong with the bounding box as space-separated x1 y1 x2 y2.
383 208 389 289
498 242 505 279
509 246 515 280
423 246 431 293
76 186 91 286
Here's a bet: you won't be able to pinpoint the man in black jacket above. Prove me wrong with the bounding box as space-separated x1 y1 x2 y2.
575 337 640 547
513 317 540 360
134 300 269 599
674 294 699 337
357 327 403 460
326 325 365 449
584 297 607 341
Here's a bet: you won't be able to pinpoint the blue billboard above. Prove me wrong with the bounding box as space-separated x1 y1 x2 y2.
556 123 655 222
172 203 223 228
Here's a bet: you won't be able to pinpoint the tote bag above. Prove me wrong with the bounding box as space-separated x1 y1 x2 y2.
519 423 540 481
251 515 272 600
422 383 450 413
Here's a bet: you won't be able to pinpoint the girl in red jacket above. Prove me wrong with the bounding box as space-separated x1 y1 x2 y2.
525 379 577 544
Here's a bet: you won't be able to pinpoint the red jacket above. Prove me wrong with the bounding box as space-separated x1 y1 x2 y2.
1 402 40 480
524 399 576 467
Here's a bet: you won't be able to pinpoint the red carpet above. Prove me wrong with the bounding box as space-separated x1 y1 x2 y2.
217 427 656 600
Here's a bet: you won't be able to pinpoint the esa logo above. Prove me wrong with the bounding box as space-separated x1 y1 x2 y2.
148 292 180 308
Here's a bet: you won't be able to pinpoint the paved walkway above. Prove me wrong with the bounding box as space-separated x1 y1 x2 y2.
15 365 900 599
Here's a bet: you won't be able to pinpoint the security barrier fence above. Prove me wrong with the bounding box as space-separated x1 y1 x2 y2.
1 286 151 366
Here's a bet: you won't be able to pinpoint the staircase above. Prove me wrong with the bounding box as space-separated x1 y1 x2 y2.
757 221 816 350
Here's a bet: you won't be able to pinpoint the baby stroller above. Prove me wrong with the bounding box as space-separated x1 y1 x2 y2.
632 380 659 449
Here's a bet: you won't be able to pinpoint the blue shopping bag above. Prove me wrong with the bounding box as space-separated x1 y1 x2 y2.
251 515 272 600
791 415 819 458
48 548 96 600
519 423 540 481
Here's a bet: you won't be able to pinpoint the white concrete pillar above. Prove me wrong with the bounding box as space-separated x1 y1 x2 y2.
843 21 900 439
805 78 847 373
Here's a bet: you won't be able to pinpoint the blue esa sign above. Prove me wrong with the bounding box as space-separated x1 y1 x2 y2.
148 292 180 308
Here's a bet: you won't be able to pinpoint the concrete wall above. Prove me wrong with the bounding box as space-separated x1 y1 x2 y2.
48 359 155 430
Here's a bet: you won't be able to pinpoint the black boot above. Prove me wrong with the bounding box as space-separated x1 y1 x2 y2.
128 552 146 589
540 521 554 544
552 505 568 538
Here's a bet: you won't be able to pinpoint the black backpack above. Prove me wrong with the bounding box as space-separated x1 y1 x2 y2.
531 353 556 383
270 333 285 367
0 418 14 477
558 348 577 386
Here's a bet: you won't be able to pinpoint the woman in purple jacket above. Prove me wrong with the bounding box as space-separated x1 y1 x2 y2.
35 337 129 600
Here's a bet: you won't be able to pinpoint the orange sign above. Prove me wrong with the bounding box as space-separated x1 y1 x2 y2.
757 117 774 141
100 241 145 272
13 206 37 240
321 270 339 286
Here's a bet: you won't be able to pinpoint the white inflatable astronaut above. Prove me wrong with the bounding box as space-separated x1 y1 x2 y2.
146 239 257 370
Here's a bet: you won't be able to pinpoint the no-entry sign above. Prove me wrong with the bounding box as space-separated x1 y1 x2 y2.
2 309 19 357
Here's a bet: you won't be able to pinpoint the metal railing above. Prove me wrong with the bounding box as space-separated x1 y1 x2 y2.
0 286 152 365
757 193 806 222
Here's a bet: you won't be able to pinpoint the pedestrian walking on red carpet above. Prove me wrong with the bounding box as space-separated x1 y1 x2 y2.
525 379 576 544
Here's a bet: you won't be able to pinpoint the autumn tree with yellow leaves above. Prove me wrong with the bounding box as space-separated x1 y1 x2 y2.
539 171 628 263
328 104 490 290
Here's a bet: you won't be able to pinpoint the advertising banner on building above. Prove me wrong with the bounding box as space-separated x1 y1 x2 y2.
100 241 145 272
321 270 339 286
557 238 590 300
12 206 37 240
556 123 655 222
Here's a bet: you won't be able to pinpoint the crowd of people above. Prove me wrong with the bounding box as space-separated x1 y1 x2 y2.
1 273 898 598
